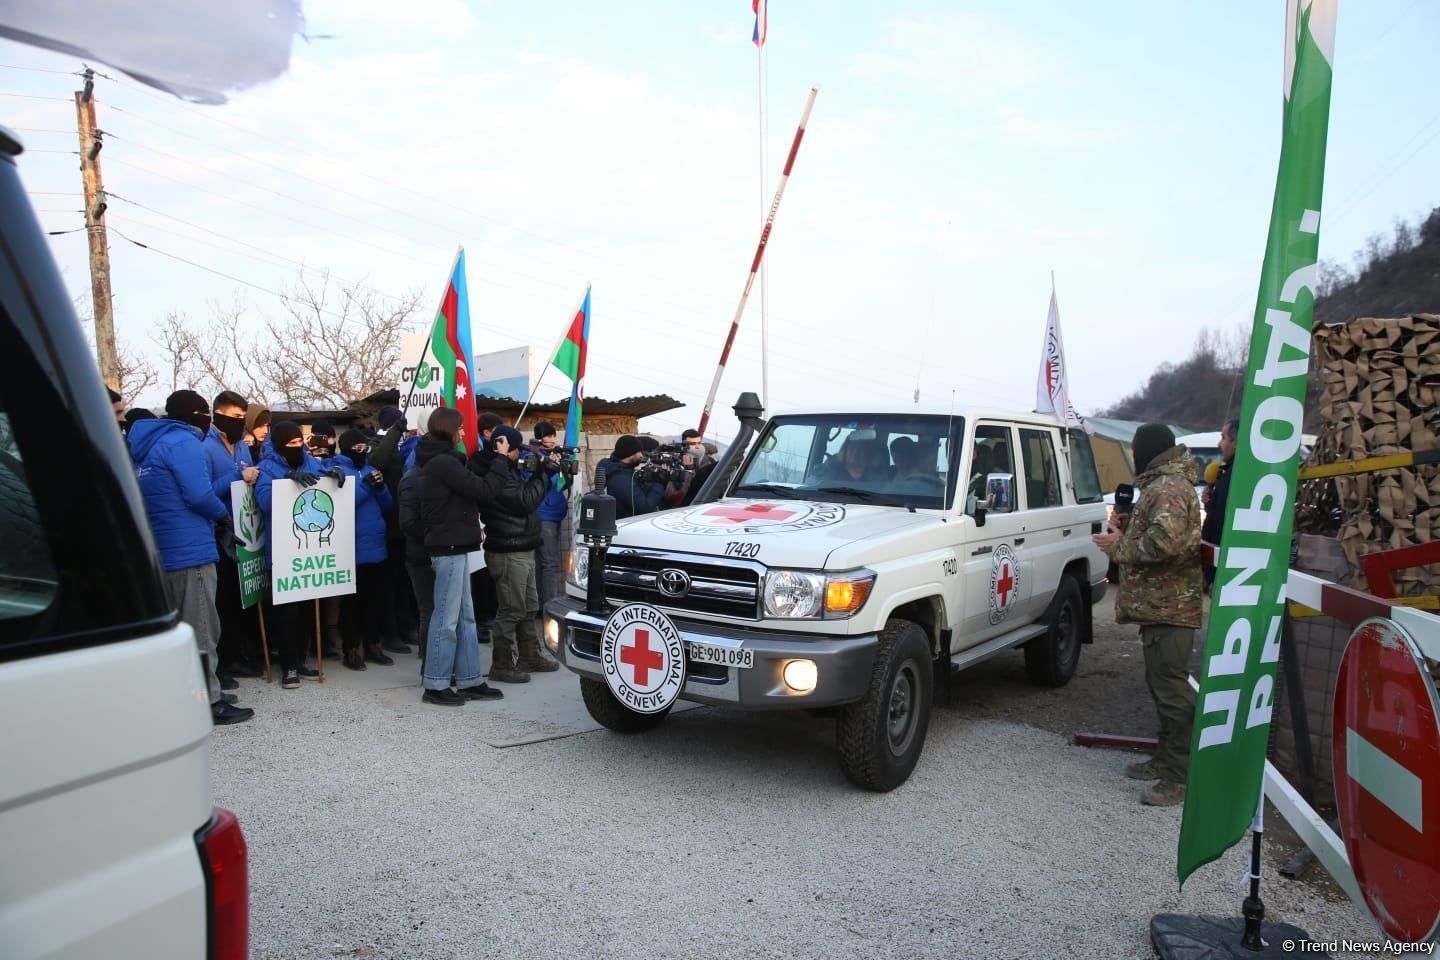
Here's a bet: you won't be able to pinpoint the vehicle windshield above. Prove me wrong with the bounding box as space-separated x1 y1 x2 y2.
732 414 966 510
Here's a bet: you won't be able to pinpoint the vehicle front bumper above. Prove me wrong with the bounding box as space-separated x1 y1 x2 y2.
542 597 878 710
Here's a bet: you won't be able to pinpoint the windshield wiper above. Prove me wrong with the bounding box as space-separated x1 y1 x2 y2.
732 483 799 499
812 485 880 501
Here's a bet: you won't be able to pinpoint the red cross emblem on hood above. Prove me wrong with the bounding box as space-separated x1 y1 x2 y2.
701 503 799 525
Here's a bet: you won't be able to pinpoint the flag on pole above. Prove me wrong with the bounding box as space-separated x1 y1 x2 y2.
1035 286 1091 434
430 249 479 455
1177 0 1337 887
551 285 591 449
752 0 767 46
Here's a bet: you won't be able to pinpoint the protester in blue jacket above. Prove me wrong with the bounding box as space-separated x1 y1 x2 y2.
129 390 252 725
255 420 339 689
203 390 263 683
325 428 400 671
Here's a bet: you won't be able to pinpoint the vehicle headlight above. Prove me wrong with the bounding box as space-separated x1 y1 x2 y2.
568 545 589 589
761 569 877 620
763 570 824 618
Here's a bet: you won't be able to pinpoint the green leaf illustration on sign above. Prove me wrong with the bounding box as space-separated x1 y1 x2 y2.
414 361 432 389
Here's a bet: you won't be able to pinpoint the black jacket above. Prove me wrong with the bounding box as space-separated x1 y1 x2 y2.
418 436 502 556
596 457 664 519
1201 456 1233 547
397 465 428 566
368 426 404 541
479 455 551 553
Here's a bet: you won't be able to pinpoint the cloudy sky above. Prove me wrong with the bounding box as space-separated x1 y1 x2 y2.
5 1 1438 441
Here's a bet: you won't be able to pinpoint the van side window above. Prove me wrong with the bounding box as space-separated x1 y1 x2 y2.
1068 429 1103 503
968 424 1015 514
0 409 58 621
1019 428 1062 509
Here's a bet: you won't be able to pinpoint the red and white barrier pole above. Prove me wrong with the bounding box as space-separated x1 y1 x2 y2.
698 86 817 437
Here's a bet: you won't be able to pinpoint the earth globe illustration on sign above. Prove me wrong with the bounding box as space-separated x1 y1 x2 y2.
292 488 335 548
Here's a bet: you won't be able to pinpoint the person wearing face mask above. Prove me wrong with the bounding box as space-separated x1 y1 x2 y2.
128 390 254 725
244 401 271 464
665 428 716 508
325 429 399 671
530 420 570 610
256 420 344 689
204 390 264 685
307 419 338 460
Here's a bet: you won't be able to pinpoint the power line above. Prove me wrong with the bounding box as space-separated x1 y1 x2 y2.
0 64 82 76
0 90 71 102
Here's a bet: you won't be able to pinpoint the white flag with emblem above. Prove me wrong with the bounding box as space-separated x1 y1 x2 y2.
1035 285 1092 433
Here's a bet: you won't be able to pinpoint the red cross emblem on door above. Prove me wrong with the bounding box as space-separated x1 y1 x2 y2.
996 559 1016 609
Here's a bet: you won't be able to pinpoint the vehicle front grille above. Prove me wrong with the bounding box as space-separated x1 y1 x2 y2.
602 549 761 620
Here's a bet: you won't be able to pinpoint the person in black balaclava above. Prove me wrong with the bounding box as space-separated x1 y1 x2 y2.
124 408 156 432
328 428 401 669
255 420 338 689
165 389 213 437
129 389 253 725
308 419 338 460
204 390 263 685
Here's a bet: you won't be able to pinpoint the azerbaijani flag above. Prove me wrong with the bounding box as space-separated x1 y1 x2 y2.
551 284 591 449
752 0 767 46
430 249 479 455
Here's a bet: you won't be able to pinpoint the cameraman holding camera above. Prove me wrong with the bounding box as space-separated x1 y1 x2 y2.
480 425 561 682
663 428 717 508
530 420 570 609
596 435 665 519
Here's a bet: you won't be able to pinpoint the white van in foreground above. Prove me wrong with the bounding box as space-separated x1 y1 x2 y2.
0 126 247 959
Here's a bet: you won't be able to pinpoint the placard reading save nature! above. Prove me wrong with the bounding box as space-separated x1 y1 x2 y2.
268 478 357 605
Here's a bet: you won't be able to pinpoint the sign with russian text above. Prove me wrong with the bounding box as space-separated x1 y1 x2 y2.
268 478 356 605
230 480 267 610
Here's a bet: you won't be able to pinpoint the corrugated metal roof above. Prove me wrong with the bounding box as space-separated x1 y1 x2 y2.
358 389 684 419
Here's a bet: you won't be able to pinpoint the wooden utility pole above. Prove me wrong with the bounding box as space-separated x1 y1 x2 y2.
75 68 118 389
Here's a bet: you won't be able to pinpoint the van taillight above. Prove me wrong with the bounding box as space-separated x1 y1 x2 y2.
195 806 249 960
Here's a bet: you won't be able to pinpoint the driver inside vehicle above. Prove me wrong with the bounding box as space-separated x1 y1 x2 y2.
829 436 888 483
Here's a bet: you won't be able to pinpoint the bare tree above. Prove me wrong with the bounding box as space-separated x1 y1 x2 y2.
115 342 158 406
250 270 423 408
1392 215 1418 255
1315 257 1354 299
151 312 205 395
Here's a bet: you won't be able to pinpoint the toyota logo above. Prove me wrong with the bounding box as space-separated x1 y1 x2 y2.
656 568 692 598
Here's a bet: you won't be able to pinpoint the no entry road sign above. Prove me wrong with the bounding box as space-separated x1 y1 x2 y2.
1333 617 1440 944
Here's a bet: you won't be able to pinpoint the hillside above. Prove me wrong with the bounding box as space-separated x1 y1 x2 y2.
1100 206 1440 432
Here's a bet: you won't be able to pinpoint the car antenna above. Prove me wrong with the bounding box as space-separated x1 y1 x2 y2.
942 389 956 519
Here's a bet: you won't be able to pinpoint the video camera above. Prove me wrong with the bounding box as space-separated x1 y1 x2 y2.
518 443 582 479
636 443 688 485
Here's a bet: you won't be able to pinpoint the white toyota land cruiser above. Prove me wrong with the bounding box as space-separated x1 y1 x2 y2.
545 398 1111 791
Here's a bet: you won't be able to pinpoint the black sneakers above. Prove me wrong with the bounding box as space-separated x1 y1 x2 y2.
422 688 465 707
212 701 254 725
297 665 321 681
382 638 411 655
364 645 395 666
458 683 504 701
343 651 367 671
281 669 299 689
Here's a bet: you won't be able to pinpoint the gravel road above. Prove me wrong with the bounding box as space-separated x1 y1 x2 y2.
212 596 1391 960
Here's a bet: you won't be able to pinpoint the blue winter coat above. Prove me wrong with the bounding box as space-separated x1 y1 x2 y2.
255 440 326 570
538 473 569 523
203 426 253 507
324 454 393 565
128 418 228 572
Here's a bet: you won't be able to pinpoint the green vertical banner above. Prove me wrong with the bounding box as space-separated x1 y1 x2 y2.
1178 0 1338 886
230 480 267 610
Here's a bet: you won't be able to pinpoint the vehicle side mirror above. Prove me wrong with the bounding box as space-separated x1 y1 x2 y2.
986 473 1015 514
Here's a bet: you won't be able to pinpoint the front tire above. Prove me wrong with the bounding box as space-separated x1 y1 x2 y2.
580 677 670 733
1024 575 1085 687
836 620 932 792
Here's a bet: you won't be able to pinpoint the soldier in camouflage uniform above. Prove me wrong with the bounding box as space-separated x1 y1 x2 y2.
1093 423 1202 806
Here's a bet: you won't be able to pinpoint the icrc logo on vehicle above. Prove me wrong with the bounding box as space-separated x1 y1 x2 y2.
653 501 845 536
989 544 1021 625
601 604 687 714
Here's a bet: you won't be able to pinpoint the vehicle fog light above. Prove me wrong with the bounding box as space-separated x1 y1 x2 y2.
544 617 561 653
782 659 818 694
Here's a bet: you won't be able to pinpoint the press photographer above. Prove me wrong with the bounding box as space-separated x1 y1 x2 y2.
596 434 665 519
663 428 716 508
481 425 562 681
529 421 573 609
